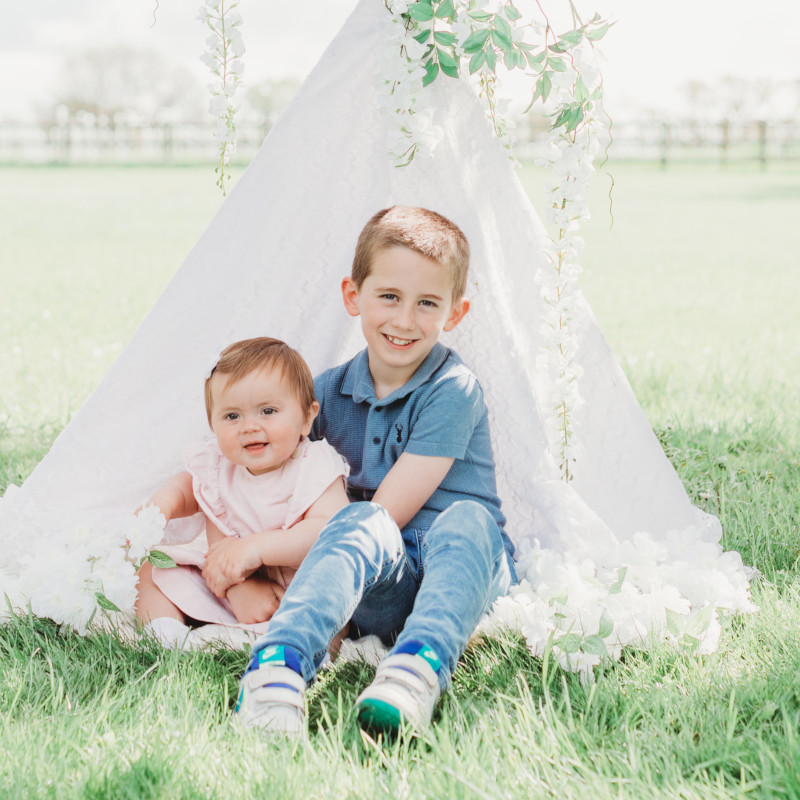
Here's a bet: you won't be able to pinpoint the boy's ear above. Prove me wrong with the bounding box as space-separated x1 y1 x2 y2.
443 298 470 332
341 277 361 317
303 400 320 435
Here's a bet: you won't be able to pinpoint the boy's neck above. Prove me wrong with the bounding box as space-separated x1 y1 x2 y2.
367 350 427 400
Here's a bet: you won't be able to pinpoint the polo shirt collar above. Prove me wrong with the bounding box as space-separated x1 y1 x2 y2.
341 343 450 405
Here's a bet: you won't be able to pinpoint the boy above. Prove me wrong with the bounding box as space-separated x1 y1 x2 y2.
235 206 516 735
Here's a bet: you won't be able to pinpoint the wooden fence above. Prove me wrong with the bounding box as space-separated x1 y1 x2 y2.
2 117 799 167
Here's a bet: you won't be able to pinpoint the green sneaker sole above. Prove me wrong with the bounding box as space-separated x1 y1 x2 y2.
356 698 402 731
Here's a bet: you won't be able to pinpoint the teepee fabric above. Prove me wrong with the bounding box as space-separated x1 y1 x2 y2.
0 0 753 665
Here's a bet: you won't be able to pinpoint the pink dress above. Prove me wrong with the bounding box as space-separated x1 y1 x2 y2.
152 437 348 628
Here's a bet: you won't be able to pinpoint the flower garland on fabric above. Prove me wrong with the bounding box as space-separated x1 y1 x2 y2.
197 0 245 195
381 0 611 483
12 503 174 634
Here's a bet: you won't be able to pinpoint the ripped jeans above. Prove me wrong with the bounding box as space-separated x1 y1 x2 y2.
249 500 515 691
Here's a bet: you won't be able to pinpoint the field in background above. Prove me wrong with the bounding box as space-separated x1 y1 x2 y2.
2 162 800 798
2 162 799 451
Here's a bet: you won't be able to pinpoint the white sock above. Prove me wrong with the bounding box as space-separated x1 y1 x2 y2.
144 617 191 649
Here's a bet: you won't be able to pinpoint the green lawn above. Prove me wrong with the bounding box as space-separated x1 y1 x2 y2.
2 162 800 798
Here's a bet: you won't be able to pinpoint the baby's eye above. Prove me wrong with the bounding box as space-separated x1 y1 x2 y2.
224 412 240 421
260 407 276 416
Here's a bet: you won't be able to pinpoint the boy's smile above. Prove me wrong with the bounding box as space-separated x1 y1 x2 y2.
342 246 469 398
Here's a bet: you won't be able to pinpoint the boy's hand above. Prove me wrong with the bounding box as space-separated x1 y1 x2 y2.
226 575 285 624
202 536 262 597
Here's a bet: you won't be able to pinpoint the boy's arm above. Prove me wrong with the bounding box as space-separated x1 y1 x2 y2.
372 452 454 530
202 477 349 597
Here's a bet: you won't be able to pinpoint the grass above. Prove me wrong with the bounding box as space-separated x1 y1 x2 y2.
2 161 800 797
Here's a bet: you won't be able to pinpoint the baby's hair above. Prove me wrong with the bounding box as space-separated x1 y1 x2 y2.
204 337 316 425
352 206 470 302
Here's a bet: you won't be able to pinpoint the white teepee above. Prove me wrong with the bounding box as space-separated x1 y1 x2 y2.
0 0 753 665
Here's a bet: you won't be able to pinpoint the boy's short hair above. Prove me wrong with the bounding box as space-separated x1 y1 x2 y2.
352 206 470 302
204 337 316 425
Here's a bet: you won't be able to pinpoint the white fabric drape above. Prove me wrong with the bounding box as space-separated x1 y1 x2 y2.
0 0 753 665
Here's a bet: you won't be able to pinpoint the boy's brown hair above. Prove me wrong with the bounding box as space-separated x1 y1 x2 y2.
351 206 470 302
204 337 316 425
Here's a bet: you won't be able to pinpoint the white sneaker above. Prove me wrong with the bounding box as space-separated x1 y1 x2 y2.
143 617 191 650
235 647 306 737
355 648 442 732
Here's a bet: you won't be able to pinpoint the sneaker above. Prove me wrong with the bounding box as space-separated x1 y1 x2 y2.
234 645 306 736
355 643 443 733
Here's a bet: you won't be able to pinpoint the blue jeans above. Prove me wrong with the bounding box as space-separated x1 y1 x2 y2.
250 500 515 691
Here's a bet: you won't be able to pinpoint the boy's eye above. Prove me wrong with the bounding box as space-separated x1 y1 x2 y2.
224 412 239 421
419 299 437 308
380 293 398 302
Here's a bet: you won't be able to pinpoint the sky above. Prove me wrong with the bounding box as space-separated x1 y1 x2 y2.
2 0 798 122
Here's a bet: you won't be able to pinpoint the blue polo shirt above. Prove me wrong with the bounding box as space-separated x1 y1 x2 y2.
310 342 513 560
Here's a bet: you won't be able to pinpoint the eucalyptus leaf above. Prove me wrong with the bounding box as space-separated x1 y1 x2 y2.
491 24 512 51
95 592 122 613
434 30 457 46
435 0 456 20
503 48 520 70
574 76 589 103
665 608 682 638
679 634 701 653
463 28 491 53
408 2 434 21
414 29 432 43
582 635 608 658
469 48 486 74
148 550 178 569
493 15 513 40
555 633 581 654
554 106 582 133
586 22 612 41
437 48 459 77
608 566 627 594
598 610 614 639
547 56 567 72
505 4 522 21
685 604 715 638
560 29 584 46
485 46 497 70
525 50 545 68
468 11 492 22
423 59 439 87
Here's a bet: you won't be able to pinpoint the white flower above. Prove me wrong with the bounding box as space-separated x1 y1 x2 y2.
123 505 166 563
473 0 505 13
228 28 245 57
200 51 218 71
208 93 228 116
225 9 243 27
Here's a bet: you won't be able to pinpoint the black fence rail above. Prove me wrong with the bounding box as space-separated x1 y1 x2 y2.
2 117 799 167
516 117 800 167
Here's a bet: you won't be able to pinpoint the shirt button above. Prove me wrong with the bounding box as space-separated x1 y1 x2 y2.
372 436 381 444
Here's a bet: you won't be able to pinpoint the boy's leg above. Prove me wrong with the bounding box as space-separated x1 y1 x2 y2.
236 502 413 734
248 502 409 679
356 500 513 730
395 500 514 684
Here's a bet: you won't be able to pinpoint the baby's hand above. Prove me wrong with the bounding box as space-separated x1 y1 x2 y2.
202 536 262 598
226 575 285 624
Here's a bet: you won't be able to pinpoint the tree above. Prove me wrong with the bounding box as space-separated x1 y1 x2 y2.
45 47 204 125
